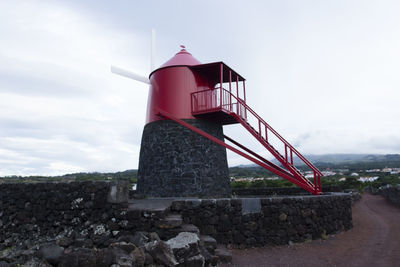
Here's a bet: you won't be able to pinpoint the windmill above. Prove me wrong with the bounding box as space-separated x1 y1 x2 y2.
111 29 155 84
112 31 323 197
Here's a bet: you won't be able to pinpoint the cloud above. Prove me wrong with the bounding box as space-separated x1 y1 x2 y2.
290 129 400 155
0 1 149 175
1 0 399 174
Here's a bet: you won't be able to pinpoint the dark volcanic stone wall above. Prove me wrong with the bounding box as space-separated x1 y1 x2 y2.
1 182 353 249
0 181 126 246
137 119 231 197
380 184 400 206
171 193 353 246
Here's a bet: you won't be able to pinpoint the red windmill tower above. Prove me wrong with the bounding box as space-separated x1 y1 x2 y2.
113 45 323 197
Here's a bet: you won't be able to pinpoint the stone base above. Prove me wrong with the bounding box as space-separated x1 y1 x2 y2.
137 119 231 197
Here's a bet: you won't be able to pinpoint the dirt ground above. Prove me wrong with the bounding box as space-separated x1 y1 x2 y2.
229 193 400 267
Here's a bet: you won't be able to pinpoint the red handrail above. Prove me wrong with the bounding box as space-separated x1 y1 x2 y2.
191 87 323 180
235 96 323 176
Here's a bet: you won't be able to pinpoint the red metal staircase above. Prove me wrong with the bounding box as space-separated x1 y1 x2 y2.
241 98 321 193
229 97 322 195
157 63 323 195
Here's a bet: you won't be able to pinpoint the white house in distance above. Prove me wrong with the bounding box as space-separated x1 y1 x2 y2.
358 176 379 183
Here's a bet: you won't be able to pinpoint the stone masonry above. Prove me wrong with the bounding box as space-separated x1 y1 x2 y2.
137 119 231 197
171 193 353 246
0 182 352 249
380 184 400 206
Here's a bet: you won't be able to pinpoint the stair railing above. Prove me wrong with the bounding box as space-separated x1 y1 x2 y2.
191 87 322 186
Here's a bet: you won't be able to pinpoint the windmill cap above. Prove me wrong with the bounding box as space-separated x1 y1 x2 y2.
159 45 202 68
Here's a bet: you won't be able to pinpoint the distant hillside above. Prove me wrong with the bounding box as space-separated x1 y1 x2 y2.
2 154 399 181
229 153 400 177
62 169 137 180
267 154 400 166
1 169 137 182
237 154 400 170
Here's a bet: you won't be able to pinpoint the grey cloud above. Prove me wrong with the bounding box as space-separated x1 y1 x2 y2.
0 70 93 98
2 0 400 175
0 118 100 146
292 132 312 147
365 136 400 152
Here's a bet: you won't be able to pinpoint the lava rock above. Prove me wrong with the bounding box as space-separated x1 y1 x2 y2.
58 248 97 267
22 258 53 267
113 248 135 267
149 232 161 242
144 252 154 265
56 237 73 247
58 253 79 267
145 240 178 267
183 254 205 267
95 248 114 267
200 235 217 253
73 238 93 248
166 232 200 263
131 231 149 247
214 246 232 263
132 246 146 266
36 244 64 265
110 242 137 254
279 213 288 221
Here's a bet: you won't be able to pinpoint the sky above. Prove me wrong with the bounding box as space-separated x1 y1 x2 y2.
1 0 399 176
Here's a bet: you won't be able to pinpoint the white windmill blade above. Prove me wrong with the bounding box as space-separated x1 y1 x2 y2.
151 28 156 71
110 65 150 84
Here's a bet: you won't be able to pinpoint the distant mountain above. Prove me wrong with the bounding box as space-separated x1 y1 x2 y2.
61 169 137 180
235 164 257 168
1 169 137 181
236 154 400 167
3 154 399 180
296 154 400 165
